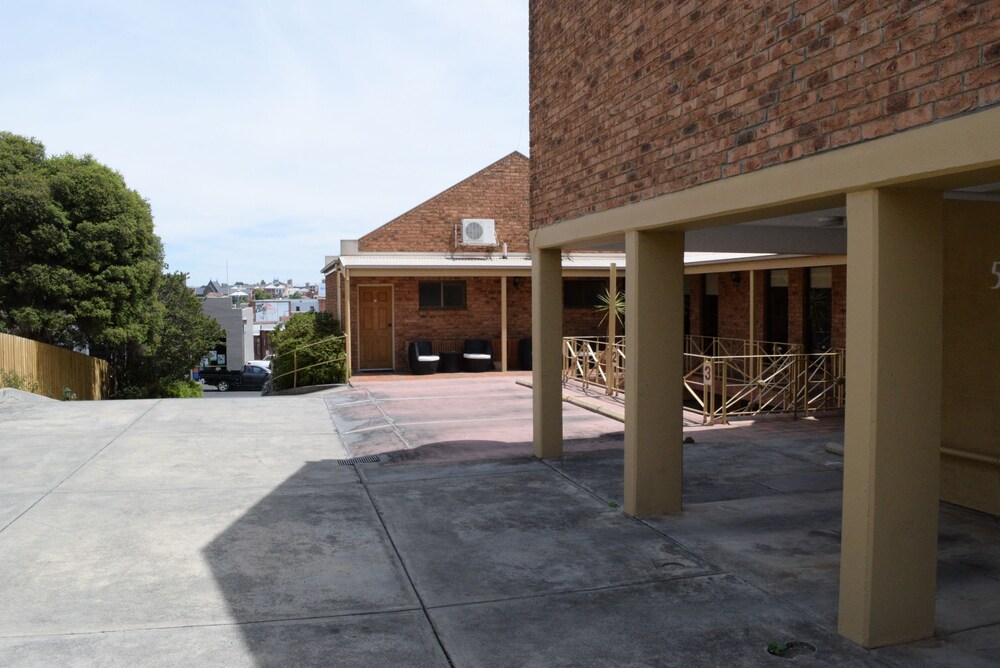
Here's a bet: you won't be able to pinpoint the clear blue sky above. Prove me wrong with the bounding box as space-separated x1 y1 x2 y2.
3 0 529 287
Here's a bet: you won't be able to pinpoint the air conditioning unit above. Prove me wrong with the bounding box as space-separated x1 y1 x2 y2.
461 218 497 246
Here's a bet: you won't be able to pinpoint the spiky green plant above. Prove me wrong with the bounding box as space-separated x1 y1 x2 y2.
595 287 625 327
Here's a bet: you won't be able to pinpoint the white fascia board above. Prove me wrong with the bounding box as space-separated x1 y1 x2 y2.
330 251 782 272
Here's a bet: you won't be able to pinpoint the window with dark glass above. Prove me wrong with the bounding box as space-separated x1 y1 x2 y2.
563 279 606 308
419 281 466 309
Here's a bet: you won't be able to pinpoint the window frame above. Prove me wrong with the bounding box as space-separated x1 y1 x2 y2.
418 280 467 310
563 278 608 309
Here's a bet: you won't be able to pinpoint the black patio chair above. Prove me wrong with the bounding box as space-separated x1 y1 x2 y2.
408 340 440 375
463 339 493 372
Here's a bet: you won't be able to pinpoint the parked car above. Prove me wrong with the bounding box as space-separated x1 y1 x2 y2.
199 364 271 392
246 359 271 370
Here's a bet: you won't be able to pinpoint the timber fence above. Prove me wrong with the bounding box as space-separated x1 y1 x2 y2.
0 332 109 400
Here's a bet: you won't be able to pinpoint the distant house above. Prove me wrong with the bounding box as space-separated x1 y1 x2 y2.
250 297 320 358
193 279 227 299
200 297 254 371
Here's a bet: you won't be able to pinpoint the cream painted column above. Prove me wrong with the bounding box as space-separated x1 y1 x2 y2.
605 263 618 395
532 247 563 458
343 270 353 378
839 189 943 648
501 276 509 372
624 230 684 515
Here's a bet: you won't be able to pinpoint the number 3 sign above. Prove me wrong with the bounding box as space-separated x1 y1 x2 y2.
993 261 1000 289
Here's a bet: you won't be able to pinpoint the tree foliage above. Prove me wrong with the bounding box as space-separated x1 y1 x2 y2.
0 132 218 397
269 312 346 391
0 132 162 351
120 272 223 397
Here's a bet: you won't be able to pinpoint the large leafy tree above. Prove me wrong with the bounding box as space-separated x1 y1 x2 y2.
122 271 223 396
0 132 216 396
0 132 162 353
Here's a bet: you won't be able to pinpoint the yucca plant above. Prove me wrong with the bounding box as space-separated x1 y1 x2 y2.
595 287 625 327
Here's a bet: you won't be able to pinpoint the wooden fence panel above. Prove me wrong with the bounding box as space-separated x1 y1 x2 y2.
0 333 109 400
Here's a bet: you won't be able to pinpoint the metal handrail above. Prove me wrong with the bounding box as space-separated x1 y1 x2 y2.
562 335 845 423
271 334 348 389
562 336 625 396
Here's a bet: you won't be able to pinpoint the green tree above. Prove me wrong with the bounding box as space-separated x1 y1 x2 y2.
0 132 206 397
269 312 346 391
123 271 223 397
0 133 163 362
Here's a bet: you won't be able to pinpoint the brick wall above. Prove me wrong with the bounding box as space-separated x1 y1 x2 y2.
788 268 807 346
327 265 848 369
529 0 1000 227
338 276 534 371
360 152 531 252
687 274 703 335
564 303 609 338
326 272 610 371
692 267 846 348
831 264 847 350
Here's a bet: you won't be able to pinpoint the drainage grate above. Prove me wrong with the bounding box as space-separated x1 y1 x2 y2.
338 455 385 466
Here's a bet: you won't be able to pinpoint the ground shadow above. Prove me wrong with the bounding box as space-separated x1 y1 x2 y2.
201 461 448 666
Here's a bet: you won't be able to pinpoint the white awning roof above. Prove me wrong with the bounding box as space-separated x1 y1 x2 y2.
323 251 777 274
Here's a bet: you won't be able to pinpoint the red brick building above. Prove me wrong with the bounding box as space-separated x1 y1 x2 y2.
325 150 849 372
528 0 1000 648
323 152 623 372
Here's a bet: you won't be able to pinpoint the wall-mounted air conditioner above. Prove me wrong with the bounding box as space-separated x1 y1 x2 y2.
461 218 497 246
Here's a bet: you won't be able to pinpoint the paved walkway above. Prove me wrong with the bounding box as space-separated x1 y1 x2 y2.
0 379 998 666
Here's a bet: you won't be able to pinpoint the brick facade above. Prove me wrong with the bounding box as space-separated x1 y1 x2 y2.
360 152 531 253
325 150 611 371
348 276 532 372
529 0 1000 227
688 267 847 350
831 264 847 350
333 275 608 371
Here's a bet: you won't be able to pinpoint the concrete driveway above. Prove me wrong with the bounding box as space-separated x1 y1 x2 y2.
1 379 998 666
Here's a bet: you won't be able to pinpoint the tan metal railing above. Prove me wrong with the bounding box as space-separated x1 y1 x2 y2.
684 349 845 424
562 336 626 396
683 335 803 370
562 335 844 423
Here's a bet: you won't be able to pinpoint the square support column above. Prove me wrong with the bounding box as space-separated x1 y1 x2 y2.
839 189 943 647
624 230 684 515
532 247 563 459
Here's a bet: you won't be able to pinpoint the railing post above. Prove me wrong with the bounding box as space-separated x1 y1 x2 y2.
794 353 802 419
722 360 729 424
702 358 711 425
